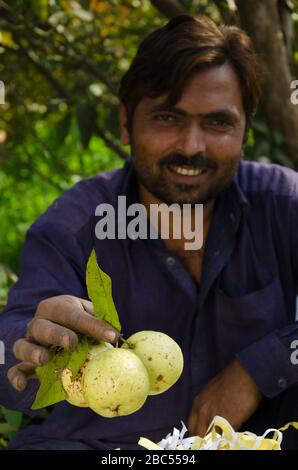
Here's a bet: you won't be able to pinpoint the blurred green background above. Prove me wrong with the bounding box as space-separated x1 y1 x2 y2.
0 0 297 447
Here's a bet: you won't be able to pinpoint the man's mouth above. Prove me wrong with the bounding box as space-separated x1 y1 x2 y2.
169 165 208 176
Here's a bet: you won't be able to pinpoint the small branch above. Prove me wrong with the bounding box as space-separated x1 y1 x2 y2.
150 0 186 18
212 0 239 24
0 38 69 101
0 264 18 284
11 34 70 100
0 41 17 53
278 0 294 60
33 132 72 176
77 58 118 96
0 1 19 24
94 124 129 160
22 149 65 191
118 335 131 347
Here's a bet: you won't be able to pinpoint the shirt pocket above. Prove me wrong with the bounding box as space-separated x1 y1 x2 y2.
212 277 287 364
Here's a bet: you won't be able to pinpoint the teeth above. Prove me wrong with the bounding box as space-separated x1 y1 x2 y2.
171 166 204 176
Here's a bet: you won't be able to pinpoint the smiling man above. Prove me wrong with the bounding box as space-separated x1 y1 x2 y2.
0 14 297 450
120 57 247 286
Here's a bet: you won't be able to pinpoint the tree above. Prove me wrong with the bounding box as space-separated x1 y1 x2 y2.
150 0 298 168
236 0 298 168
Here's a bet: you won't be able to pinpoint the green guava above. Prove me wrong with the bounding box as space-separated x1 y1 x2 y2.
122 330 184 395
61 342 113 407
82 348 150 417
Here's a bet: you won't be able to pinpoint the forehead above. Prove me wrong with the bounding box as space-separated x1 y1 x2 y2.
137 63 244 116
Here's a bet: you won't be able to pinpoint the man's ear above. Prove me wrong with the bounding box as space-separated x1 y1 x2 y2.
119 103 130 146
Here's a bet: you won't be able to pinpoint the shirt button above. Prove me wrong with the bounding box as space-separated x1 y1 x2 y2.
166 256 176 267
214 251 220 257
277 377 288 390
230 212 236 223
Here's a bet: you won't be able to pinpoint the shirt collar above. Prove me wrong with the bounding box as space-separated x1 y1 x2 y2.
119 156 139 207
228 160 251 230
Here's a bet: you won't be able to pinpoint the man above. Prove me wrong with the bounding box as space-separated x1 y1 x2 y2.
0 14 297 450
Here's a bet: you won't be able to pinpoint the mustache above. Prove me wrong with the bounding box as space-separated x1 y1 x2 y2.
161 153 218 170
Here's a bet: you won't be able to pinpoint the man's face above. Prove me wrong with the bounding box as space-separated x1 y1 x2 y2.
120 63 246 205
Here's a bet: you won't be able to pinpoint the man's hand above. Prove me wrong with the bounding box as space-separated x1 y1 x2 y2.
8 295 119 392
188 359 262 437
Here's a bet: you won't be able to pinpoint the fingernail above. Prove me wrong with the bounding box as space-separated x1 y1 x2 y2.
104 330 116 342
12 377 19 389
38 351 49 365
32 350 41 365
61 334 70 348
13 377 23 391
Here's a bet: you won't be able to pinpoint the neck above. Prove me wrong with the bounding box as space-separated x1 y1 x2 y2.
138 184 215 254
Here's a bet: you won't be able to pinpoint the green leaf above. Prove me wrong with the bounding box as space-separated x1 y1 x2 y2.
56 112 72 144
32 349 70 410
31 336 89 410
252 120 268 135
0 407 22 432
0 423 11 435
273 149 294 168
66 336 89 378
272 131 284 146
86 249 121 332
0 437 8 448
30 0 49 22
76 104 97 148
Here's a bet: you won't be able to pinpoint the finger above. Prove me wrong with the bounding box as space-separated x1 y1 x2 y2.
229 416 243 431
79 298 95 316
37 300 118 343
195 408 213 437
8 362 35 392
13 338 50 366
197 417 209 438
27 318 79 349
188 410 198 436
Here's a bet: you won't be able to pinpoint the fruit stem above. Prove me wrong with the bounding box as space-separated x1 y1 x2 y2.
118 335 133 348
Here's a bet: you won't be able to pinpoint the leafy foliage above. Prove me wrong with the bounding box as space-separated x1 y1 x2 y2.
0 265 17 309
0 0 164 270
0 406 23 448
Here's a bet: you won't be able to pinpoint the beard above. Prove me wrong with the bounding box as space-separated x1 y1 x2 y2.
131 143 242 206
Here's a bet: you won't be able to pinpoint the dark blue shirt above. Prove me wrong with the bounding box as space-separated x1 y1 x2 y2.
0 158 297 449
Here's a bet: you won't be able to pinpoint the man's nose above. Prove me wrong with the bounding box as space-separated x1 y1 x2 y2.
177 122 206 156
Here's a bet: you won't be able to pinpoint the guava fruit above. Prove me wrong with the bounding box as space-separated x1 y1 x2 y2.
61 342 113 407
122 330 183 395
82 348 150 417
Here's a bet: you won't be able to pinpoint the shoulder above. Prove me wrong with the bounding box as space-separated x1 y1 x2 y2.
236 160 298 200
32 162 130 236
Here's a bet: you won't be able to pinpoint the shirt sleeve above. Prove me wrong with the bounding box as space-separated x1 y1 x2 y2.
237 188 298 398
0 220 90 414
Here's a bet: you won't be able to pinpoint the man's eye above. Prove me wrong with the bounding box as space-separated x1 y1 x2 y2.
154 114 177 122
208 119 233 128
